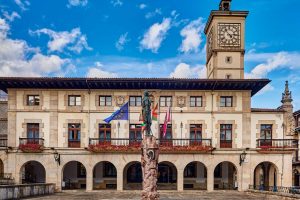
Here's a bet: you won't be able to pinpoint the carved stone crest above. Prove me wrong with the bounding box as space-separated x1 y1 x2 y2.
177 96 186 108
116 96 125 106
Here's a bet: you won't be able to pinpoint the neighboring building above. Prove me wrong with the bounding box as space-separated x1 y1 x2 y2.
0 90 8 179
293 109 300 186
0 0 298 192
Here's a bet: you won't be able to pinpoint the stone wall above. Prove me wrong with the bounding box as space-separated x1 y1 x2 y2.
0 183 55 200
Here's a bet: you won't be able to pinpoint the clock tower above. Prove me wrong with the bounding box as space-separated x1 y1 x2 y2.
204 0 248 79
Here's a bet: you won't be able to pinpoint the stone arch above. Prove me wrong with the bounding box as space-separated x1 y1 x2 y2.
20 160 46 183
183 161 207 190
253 161 279 189
213 161 238 190
293 168 300 187
62 161 86 190
93 161 117 190
123 161 142 190
158 161 177 190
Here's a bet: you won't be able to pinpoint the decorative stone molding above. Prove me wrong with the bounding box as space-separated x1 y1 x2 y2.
63 119 85 147
186 120 208 139
94 92 114 111
216 92 237 112
187 92 206 111
115 96 125 106
256 120 278 139
22 90 44 110
21 119 44 138
63 91 85 112
215 120 238 148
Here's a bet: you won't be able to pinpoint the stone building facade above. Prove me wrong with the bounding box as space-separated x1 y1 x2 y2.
0 0 299 192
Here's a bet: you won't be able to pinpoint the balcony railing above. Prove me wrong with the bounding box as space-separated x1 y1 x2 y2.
0 173 14 185
256 139 298 150
68 139 81 148
0 138 7 147
19 138 44 152
88 138 212 153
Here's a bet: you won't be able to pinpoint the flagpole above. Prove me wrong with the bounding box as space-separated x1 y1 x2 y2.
157 100 160 139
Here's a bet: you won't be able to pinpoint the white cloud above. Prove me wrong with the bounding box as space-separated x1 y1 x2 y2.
256 84 275 96
169 63 206 78
14 0 30 11
115 32 130 51
111 0 123 7
179 17 205 53
140 18 171 53
245 52 290 78
67 0 88 7
30 28 92 53
0 17 73 77
139 4 147 10
2 11 21 22
145 8 162 19
86 62 118 78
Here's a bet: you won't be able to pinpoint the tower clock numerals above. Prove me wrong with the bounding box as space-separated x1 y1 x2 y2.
218 23 241 48
207 28 213 59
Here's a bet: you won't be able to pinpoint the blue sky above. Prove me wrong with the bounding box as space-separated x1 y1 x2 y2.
0 0 300 110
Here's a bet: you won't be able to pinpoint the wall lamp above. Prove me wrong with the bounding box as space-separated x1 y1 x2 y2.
239 150 247 166
51 147 60 166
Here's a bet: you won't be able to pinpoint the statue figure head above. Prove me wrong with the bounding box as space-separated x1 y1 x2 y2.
144 90 149 97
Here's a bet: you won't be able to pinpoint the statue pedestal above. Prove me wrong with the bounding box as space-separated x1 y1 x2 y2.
141 135 159 200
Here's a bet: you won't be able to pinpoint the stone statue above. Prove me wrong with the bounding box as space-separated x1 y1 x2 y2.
141 90 159 200
142 91 152 136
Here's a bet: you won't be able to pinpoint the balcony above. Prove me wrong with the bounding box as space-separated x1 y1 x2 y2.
68 139 81 148
256 139 298 152
19 138 44 153
88 138 212 153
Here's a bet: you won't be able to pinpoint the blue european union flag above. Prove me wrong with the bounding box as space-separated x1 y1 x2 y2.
104 102 129 123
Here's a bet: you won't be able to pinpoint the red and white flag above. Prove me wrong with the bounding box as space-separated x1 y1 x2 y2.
162 107 171 138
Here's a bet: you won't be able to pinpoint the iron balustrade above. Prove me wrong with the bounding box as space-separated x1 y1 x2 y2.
249 184 300 194
256 139 298 149
0 139 7 147
19 138 44 146
0 173 14 185
89 138 212 148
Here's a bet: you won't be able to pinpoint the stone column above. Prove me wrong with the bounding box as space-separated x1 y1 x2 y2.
207 167 214 192
177 169 184 191
86 167 93 191
117 167 123 191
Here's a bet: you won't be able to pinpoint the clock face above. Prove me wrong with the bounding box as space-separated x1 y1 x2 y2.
218 23 241 48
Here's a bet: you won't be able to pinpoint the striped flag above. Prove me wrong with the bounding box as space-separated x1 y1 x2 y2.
162 107 171 138
152 103 158 121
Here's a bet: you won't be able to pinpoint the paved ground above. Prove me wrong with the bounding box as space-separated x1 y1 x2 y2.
28 190 284 200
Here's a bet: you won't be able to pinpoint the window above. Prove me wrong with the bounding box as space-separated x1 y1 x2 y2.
129 96 142 107
129 124 142 144
225 56 232 64
103 162 117 177
190 124 202 141
27 123 39 143
160 96 172 107
220 96 233 107
190 96 202 107
160 124 172 140
99 124 111 141
77 163 86 178
260 124 272 146
184 163 196 178
68 95 81 106
220 124 232 148
99 96 112 106
68 123 81 148
27 95 40 106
